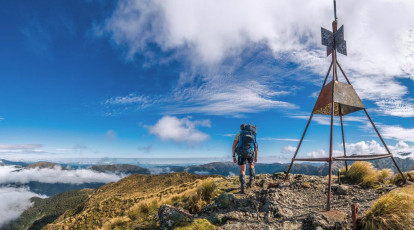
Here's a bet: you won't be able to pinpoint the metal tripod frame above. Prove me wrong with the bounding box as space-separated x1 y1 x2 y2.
283 19 407 211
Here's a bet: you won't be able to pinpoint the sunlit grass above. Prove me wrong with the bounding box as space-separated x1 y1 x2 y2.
361 186 414 230
340 162 393 188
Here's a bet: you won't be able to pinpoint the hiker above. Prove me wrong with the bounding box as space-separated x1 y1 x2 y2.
232 124 258 194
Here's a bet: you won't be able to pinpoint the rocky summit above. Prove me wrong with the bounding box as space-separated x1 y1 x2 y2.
158 173 389 230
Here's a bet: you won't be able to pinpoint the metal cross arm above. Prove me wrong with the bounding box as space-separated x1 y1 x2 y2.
321 25 347 56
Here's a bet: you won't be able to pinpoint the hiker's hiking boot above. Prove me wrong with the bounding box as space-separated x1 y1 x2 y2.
239 174 246 194
247 167 255 188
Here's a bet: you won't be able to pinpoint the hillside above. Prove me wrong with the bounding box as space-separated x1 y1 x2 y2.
34 169 414 229
27 162 58 169
3 189 94 230
44 173 221 229
90 164 150 175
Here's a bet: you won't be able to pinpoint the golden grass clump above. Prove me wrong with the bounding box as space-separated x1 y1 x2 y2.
346 162 376 183
390 171 414 185
128 199 159 220
360 186 414 230
183 180 217 214
378 169 393 183
343 162 393 188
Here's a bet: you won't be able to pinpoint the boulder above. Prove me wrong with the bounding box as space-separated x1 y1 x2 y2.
215 193 235 208
303 210 347 230
158 204 193 230
336 185 349 195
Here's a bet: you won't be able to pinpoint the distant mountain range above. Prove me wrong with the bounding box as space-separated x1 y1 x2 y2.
162 157 414 177
1 157 413 197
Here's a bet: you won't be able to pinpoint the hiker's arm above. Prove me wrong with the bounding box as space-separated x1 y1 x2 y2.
254 143 258 162
232 140 238 163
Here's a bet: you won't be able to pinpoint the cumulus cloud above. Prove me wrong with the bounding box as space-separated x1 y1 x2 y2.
343 139 414 158
0 187 46 227
147 116 210 142
389 141 414 158
281 145 297 154
306 149 327 158
0 165 123 185
345 140 386 155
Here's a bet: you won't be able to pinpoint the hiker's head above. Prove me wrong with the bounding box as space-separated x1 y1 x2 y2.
240 124 245 130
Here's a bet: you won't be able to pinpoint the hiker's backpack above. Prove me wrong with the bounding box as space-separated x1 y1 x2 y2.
236 124 257 158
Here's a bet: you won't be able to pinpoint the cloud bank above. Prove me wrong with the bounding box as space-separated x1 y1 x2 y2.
0 187 46 227
0 165 123 185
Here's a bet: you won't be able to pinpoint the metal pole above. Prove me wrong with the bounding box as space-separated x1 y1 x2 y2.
284 113 314 181
339 106 348 172
284 61 333 181
363 109 406 183
336 61 351 85
323 61 334 87
327 20 338 211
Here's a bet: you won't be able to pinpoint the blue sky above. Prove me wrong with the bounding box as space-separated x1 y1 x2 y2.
1 0 414 162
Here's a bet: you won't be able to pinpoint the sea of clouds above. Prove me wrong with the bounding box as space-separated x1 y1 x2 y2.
0 164 124 227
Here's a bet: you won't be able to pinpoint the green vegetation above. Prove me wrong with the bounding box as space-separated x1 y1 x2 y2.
175 218 217 230
389 170 414 185
340 162 393 188
361 186 414 230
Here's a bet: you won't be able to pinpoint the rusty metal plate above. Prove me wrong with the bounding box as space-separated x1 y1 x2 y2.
321 27 334 56
335 25 347 55
313 81 365 116
321 25 347 56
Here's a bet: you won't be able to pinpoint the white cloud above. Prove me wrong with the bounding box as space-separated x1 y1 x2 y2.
105 94 150 106
375 98 414 117
147 116 210 142
343 139 414 158
166 76 297 115
0 187 47 227
101 0 414 104
290 115 339 126
0 144 48 154
281 145 297 154
193 170 210 175
0 165 123 185
380 125 414 142
306 149 327 158
345 140 386 155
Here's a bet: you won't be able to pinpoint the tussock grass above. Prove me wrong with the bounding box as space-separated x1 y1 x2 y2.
361 186 414 230
390 171 414 185
175 218 216 230
128 199 159 220
340 162 393 188
378 169 393 183
182 180 218 214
